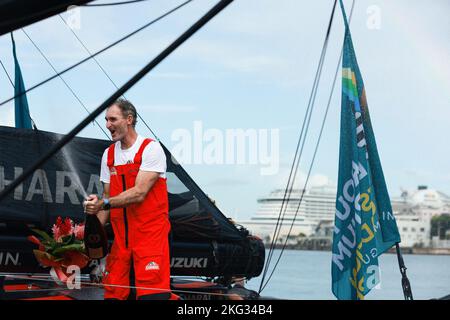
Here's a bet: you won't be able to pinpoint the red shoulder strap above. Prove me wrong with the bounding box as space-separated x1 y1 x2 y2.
107 144 115 167
134 138 153 165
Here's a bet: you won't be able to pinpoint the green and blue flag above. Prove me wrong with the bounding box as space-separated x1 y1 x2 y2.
331 1 401 300
11 32 32 129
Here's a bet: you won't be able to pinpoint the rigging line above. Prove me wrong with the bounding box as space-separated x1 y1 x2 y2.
84 0 153 7
0 59 14 88
260 45 328 290
0 0 195 109
0 0 235 204
3 274 238 298
83 0 151 7
3 273 225 284
260 43 328 287
21 28 111 140
58 14 159 140
260 0 341 288
4 287 77 293
0 273 88 280
261 0 337 273
259 6 336 293
260 0 356 294
264 0 341 261
258 0 338 292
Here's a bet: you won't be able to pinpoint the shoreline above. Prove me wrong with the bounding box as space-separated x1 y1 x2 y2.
267 244 450 256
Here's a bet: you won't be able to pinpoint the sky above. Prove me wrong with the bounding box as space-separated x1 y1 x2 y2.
0 0 449 221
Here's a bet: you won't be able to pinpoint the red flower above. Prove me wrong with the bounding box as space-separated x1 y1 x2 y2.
74 223 85 240
52 224 62 242
55 217 63 227
30 216 89 274
60 217 73 237
52 216 74 242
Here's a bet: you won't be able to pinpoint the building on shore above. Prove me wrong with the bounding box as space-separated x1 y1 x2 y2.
392 186 450 248
240 185 450 249
394 215 430 247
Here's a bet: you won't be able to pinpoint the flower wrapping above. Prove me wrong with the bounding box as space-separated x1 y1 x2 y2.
29 216 89 282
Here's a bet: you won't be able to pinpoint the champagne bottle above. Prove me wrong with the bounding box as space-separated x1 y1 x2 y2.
84 214 108 259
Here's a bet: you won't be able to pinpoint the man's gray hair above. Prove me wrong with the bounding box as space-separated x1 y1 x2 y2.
112 98 137 127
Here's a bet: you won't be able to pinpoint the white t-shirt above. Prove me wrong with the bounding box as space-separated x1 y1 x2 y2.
100 135 166 184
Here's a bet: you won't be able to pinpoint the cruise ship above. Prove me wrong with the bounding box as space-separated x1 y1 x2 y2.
238 185 337 240
240 184 450 247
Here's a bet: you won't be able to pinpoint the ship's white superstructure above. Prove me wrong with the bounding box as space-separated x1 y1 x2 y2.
239 185 450 247
239 186 337 240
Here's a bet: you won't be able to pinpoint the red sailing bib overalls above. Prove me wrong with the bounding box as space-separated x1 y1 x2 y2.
103 138 171 300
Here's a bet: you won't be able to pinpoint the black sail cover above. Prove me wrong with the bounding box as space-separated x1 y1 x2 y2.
0 126 246 242
0 0 93 37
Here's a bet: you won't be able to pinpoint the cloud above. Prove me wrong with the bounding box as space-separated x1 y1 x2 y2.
151 72 193 80
402 168 431 178
390 1 450 86
175 37 306 88
309 174 335 188
270 167 334 190
0 0 325 89
182 39 289 72
212 0 319 38
0 103 14 126
138 104 198 113
207 178 252 187
400 168 450 189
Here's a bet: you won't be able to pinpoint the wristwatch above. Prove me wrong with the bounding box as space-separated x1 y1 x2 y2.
102 198 111 210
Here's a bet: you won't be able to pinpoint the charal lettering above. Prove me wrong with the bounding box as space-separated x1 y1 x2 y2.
0 166 102 204
0 252 20 266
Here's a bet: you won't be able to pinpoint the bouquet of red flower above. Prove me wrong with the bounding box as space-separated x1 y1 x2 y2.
28 216 90 281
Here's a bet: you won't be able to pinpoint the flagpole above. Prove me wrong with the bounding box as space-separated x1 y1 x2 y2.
395 243 414 300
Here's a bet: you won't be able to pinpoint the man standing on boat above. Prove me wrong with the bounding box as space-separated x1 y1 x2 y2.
84 99 171 300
